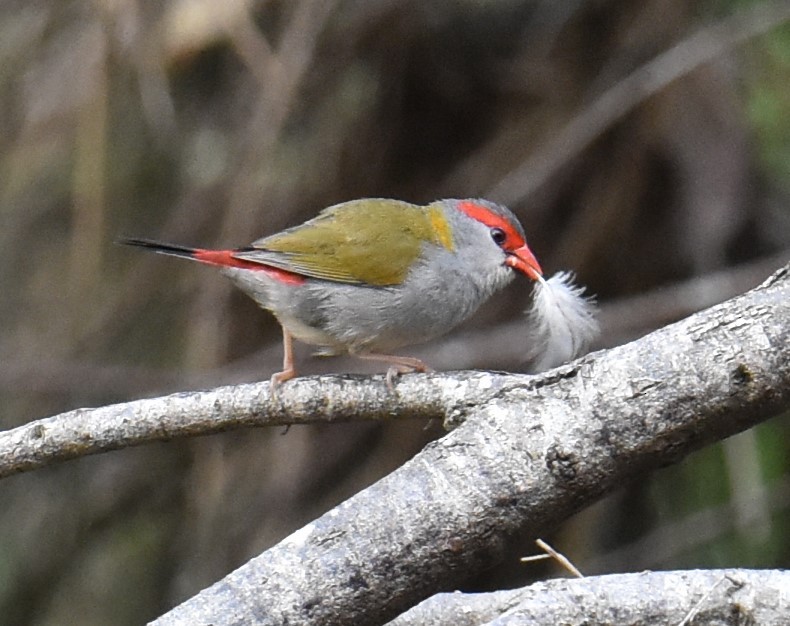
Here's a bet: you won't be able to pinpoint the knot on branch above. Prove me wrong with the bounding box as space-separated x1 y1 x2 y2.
545 443 580 481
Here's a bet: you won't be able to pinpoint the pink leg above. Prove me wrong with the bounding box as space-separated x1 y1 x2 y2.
270 327 297 392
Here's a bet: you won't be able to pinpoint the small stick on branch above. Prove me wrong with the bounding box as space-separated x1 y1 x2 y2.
529 538 584 578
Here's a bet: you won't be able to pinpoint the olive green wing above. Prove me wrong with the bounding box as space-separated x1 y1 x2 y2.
233 199 453 286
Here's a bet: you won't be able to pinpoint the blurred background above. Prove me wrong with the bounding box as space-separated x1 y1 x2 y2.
1 0 789 623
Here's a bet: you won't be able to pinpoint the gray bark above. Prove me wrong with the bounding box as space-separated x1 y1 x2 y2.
145 264 790 625
0 373 454 479
388 569 790 626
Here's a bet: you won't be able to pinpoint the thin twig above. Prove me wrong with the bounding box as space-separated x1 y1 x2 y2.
532 538 584 578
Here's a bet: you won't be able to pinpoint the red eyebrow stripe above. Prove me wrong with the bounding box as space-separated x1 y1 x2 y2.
457 201 524 247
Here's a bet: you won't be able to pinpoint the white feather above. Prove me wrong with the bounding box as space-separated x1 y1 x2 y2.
524 271 599 372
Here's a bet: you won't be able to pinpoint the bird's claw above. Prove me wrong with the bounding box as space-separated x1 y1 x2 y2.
384 362 434 391
269 368 296 401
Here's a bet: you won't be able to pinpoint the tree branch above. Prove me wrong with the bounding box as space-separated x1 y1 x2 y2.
387 569 790 626
0 372 472 479
145 263 790 625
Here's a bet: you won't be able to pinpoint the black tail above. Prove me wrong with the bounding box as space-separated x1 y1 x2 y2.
117 237 198 259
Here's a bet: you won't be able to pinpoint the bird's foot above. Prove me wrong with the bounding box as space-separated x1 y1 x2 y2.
354 353 433 391
269 366 296 400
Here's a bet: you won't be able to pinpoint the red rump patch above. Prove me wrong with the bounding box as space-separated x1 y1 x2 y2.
192 249 305 285
456 201 525 250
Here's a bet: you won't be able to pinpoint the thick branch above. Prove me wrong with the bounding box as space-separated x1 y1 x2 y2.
388 569 790 626
149 264 790 625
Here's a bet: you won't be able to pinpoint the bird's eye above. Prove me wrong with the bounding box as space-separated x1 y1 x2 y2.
490 227 507 246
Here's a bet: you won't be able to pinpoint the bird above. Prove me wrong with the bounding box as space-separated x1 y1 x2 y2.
120 198 544 389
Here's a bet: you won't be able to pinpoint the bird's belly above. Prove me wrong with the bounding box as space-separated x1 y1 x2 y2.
222 266 500 355
313 281 481 354
276 281 447 354
276 313 346 351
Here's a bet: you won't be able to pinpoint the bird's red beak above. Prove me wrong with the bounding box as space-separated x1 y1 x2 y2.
505 245 543 281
